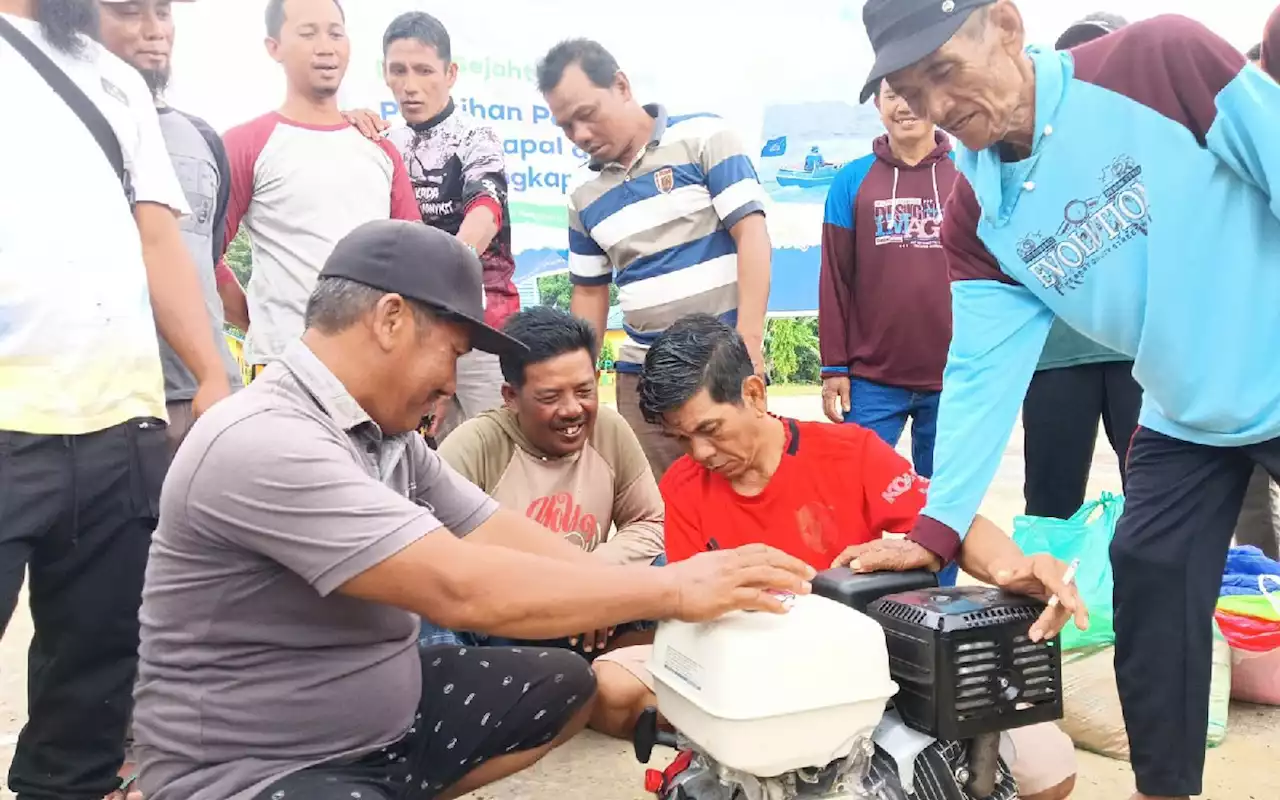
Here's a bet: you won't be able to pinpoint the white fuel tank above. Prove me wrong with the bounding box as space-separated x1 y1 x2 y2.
648 593 898 777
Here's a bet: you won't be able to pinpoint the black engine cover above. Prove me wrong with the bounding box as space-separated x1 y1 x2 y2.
868 586 1063 741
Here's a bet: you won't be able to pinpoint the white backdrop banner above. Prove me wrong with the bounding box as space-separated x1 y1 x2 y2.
165 0 1266 313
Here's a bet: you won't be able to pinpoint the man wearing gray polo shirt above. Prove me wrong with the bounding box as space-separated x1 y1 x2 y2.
98 0 248 455
132 220 814 800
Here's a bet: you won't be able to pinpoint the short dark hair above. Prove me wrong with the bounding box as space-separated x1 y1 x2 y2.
1248 42 1263 62
382 11 451 62
536 38 619 93
304 276 436 334
638 314 754 424
265 0 344 39
499 306 598 388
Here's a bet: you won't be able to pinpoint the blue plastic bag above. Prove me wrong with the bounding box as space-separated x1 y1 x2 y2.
1221 545 1280 597
1012 493 1123 650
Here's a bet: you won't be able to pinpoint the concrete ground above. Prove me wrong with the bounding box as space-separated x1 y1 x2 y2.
2 391 1276 799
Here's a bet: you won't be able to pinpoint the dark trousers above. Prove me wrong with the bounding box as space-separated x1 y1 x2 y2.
253 645 594 800
1113 427 1280 796
0 419 168 799
1022 361 1142 519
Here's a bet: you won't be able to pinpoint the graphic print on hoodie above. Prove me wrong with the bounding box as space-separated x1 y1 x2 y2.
818 132 959 392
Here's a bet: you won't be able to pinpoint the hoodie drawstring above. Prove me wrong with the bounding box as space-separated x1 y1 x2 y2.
930 162 940 217
890 161 942 226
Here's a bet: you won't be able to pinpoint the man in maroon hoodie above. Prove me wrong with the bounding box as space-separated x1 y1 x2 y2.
818 81 959 474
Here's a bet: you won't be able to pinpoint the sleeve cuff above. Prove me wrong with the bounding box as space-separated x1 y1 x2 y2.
908 515 962 565
720 203 766 230
465 195 503 229
569 272 613 287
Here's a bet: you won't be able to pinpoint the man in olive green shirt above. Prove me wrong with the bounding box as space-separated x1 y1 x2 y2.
439 306 664 564
436 306 664 738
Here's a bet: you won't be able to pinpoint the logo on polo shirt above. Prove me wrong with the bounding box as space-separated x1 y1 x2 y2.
654 167 675 194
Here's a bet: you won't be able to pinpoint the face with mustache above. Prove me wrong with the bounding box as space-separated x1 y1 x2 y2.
97 0 174 96
35 0 100 54
503 347 600 459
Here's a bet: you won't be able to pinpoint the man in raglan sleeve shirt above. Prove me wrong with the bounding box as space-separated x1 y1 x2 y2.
855 0 1280 798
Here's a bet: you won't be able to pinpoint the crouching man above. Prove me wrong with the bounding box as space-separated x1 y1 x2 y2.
594 315 1081 800
130 224 814 800
436 305 667 734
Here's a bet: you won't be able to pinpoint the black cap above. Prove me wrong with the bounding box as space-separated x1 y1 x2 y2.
1055 12 1127 50
860 0 996 103
319 220 527 357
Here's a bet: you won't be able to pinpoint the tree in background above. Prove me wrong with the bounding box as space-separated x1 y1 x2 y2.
224 228 252 286
597 338 616 371
537 272 618 310
765 317 820 384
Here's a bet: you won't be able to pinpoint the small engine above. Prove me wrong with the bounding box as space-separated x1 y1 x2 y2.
867 586 1063 741
634 568 1062 800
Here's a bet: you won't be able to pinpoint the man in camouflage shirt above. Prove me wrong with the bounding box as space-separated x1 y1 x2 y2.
384 10 519 441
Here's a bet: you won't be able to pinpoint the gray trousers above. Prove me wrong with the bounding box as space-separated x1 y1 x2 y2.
434 351 506 443
1234 464 1280 559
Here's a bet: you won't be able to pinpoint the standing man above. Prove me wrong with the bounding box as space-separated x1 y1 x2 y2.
538 38 772 480
96 3 248 794
819 80 958 476
0 0 231 797
1019 12 1142 521
819 80 961 586
857 1 1280 798
382 11 519 441
99 0 246 454
221 0 420 374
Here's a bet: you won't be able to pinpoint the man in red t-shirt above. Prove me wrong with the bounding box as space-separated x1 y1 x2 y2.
662 411 926 567
592 314 1082 800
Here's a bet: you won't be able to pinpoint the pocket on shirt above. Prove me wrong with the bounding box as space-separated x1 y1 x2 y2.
170 154 217 233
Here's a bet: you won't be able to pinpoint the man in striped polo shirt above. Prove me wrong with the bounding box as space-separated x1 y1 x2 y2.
538 38 773 478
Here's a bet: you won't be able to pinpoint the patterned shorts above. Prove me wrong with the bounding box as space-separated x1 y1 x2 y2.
252 644 595 800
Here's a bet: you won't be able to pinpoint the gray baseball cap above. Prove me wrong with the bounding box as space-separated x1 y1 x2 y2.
319 220 528 357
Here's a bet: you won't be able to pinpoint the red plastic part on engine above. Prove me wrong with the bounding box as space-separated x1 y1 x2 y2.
645 749 696 796
644 769 664 793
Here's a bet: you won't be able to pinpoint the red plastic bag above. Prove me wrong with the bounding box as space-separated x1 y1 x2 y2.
1215 609 1280 653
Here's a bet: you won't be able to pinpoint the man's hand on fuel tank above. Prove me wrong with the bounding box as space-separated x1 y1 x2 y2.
990 553 1090 643
831 539 943 573
666 544 815 621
